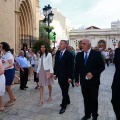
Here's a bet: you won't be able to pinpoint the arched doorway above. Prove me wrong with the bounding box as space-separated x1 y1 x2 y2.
98 40 106 49
19 0 33 49
118 41 120 48
78 40 82 49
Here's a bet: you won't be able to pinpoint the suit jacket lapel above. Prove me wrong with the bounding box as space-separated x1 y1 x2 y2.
81 52 85 67
86 49 94 66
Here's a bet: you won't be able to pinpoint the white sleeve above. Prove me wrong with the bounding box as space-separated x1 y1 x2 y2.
48 53 53 73
6 53 14 64
37 58 40 73
6 53 13 61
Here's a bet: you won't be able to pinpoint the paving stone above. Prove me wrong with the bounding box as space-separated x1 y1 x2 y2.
0 64 116 120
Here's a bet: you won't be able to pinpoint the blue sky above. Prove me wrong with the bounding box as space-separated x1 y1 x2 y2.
40 0 120 29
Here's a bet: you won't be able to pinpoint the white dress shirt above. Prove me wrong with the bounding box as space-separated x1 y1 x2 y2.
60 49 66 56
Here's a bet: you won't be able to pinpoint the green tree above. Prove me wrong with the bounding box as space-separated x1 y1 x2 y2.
39 21 54 39
32 39 52 53
39 21 48 38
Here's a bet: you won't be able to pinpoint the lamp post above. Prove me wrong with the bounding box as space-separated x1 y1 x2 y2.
74 40 79 49
43 5 54 40
112 38 118 49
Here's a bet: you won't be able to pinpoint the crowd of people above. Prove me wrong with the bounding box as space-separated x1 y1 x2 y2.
0 40 120 120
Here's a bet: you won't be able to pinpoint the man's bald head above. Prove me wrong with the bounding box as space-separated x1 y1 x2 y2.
19 50 24 56
81 39 91 52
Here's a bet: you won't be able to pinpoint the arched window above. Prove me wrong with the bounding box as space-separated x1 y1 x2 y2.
98 40 106 49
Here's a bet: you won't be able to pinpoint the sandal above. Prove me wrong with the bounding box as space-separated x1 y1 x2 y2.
38 101 44 106
0 107 4 112
4 102 14 107
47 98 52 102
7 97 16 103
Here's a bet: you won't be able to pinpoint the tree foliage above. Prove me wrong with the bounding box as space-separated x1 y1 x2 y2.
32 38 52 53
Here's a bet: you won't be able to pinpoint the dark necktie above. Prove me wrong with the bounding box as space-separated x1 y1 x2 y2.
59 52 63 61
84 52 88 66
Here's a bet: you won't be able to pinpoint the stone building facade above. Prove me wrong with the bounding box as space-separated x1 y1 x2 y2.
51 8 72 47
0 0 40 52
69 22 120 50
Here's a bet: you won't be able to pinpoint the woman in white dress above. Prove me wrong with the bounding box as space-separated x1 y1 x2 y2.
0 59 5 111
36 45 54 105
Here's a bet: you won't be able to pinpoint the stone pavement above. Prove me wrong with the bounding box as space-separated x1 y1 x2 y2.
0 64 116 120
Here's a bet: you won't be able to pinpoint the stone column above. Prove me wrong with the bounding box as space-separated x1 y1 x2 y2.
14 0 20 53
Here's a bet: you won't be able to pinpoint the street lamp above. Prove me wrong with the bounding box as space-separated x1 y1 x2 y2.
112 38 118 49
43 5 54 40
74 40 79 49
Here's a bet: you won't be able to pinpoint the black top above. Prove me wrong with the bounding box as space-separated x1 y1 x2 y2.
112 48 120 90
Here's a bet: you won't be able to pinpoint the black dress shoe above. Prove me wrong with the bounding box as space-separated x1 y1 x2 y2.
20 88 25 90
81 116 91 120
59 108 66 114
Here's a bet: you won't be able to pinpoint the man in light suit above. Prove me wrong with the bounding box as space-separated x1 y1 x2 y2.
75 39 105 120
54 40 74 114
111 48 120 120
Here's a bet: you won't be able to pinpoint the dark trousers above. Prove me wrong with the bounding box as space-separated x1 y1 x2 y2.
20 68 28 89
111 89 120 120
58 79 70 109
81 83 99 118
105 59 109 66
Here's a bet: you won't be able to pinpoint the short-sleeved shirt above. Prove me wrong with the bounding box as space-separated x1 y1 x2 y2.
16 56 28 68
1 51 14 70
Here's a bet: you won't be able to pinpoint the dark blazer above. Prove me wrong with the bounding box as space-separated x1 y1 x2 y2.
75 49 105 87
111 48 120 90
54 50 74 81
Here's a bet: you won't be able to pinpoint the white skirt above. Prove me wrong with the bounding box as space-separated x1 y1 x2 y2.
0 74 5 96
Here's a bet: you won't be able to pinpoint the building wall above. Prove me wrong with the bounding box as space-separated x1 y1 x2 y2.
0 0 15 48
51 8 72 47
0 0 40 52
69 28 120 50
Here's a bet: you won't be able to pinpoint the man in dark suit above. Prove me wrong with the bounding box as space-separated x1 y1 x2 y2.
111 48 120 120
54 40 74 114
75 39 105 120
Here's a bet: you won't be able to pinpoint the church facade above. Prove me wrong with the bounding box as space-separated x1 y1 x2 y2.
0 0 40 52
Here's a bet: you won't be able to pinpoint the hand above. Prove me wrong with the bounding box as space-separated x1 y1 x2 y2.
75 82 79 87
22 69 24 72
53 75 57 80
36 73 39 78
50 73 53 78
86 72 93 80
68 79 72 83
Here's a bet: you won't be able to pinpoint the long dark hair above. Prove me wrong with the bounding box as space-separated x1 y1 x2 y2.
1 42 10 51
40 44 48 57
